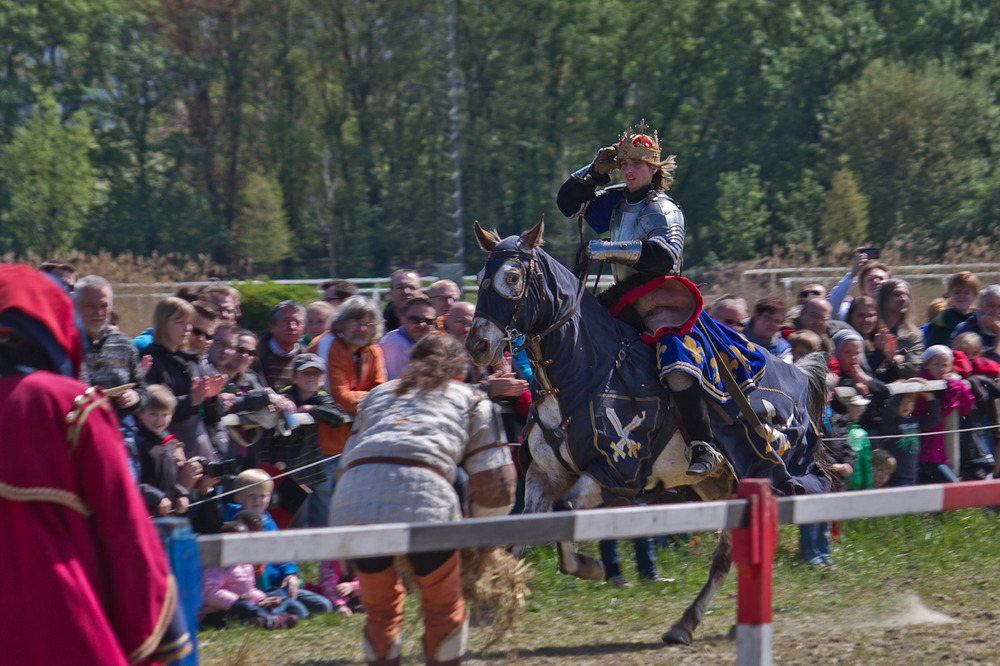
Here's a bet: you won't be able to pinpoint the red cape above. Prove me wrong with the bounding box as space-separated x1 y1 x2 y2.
0 372 191 665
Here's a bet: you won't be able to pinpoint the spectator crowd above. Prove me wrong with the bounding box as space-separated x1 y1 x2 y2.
29 250 1000 629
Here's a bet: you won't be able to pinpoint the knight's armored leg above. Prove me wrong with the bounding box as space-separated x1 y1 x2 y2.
667 372 723 477
413 550 466 666
355 557 406 666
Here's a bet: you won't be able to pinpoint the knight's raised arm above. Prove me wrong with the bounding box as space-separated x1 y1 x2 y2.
558 121 685 280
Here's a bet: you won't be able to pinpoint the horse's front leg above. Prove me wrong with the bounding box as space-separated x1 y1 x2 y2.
509 452 573 560
552 473 606 581
663 529 733 645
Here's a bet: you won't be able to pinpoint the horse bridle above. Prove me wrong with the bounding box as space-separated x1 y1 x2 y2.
480 246 589 356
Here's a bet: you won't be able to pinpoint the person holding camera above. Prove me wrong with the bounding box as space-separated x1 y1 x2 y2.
145 296 228 462
828 247 890 320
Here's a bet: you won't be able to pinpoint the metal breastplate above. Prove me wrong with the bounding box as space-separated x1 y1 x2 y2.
608 193 683 281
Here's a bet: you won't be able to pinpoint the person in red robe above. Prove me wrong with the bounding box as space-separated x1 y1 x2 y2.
0 264 192 665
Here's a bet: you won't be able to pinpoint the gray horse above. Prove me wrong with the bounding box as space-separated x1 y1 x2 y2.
466 218 829 645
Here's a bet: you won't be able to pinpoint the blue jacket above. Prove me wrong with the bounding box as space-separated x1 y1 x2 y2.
223 503 299 588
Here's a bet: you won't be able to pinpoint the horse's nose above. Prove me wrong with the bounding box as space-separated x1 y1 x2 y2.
469 336 491 360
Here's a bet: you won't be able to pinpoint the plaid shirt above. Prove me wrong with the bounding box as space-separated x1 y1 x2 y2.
255 385 347 488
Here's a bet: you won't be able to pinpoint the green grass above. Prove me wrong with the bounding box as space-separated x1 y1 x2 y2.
199 509 1000 665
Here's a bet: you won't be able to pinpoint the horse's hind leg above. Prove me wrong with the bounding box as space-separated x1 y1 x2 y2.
663 529 733 645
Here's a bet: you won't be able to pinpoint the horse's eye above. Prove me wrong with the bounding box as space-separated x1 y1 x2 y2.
492 259 526 300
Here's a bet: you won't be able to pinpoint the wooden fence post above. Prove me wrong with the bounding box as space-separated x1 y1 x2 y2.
732 478 777 666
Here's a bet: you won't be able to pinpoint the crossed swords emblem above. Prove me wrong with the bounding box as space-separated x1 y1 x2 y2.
606 407 645 461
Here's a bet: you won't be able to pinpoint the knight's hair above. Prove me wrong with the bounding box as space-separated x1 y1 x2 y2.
394 333 469 396
650 155 677 191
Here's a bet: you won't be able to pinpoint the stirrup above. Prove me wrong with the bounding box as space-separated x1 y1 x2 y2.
686 441 723 477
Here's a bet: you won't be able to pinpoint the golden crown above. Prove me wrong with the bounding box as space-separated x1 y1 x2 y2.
616 119 661 164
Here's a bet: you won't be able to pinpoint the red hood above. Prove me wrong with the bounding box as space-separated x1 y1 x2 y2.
0 264 83 377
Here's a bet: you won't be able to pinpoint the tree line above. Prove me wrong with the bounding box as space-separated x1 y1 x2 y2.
1 0 998 277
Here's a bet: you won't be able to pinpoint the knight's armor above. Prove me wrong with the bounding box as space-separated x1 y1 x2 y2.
557 177 685 281
607 188 685 281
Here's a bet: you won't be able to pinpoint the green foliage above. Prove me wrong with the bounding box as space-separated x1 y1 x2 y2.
1 1 999 272
234 281 320 336
819 163 870 246
235 173 294 267
822 60 968 244
0 91 100 255
712 164 770 261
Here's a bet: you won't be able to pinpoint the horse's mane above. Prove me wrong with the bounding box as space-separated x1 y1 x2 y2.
794 351 829 436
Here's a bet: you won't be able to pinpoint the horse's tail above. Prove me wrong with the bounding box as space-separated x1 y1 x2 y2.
795 351 830 435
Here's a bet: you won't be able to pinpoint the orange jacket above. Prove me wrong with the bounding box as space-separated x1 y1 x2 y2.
312 334 386 455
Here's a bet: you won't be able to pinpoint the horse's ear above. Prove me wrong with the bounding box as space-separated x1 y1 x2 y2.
520 215 544 249
474 221 500 252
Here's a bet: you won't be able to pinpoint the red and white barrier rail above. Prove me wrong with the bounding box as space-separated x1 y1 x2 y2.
196 479 1000 665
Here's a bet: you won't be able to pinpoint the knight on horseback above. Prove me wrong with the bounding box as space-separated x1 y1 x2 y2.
557 120 767 479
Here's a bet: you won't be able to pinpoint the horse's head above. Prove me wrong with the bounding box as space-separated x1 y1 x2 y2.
466 217 545 366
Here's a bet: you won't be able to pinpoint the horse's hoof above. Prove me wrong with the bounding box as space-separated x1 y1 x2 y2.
662 626 693 646
574 555 604 581
559 554 604 581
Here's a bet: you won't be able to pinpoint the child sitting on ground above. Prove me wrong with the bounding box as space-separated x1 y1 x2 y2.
225 468 333 618
199 513 299 630
313 560 362 617
135 384 201 516
879 392 940 486
914 345 974 484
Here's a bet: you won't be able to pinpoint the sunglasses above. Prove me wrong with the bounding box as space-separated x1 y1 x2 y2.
407 316 436 326
236 346 257 356
721 318 743 328
192 327 214 340
799 290 822 298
